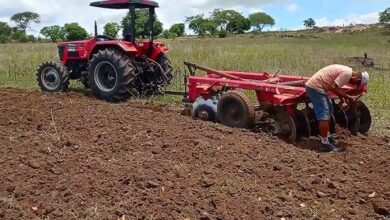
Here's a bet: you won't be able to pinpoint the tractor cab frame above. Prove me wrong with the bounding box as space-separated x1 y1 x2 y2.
90 0 158 48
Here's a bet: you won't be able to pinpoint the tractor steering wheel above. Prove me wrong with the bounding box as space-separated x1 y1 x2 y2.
95 35 114 41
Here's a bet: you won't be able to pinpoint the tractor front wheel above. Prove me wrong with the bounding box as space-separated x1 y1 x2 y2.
88 49 137 102
37 61 70 92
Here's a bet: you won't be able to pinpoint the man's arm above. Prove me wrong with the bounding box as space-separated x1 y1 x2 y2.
329 83 356 102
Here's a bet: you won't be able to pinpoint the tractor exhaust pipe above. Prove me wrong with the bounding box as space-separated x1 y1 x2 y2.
129 5 136 43
94 20 98 37
148 7 155 46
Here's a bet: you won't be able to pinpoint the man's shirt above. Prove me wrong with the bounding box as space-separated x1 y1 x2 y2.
306 64 352 92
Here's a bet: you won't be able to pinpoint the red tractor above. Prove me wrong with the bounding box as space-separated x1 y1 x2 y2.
37 0 173 101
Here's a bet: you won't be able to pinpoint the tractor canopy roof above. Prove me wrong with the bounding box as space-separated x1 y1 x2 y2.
90 0 159 9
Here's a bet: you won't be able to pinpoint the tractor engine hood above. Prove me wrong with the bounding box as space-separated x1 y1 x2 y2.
57 39 90 47
90 0 159 9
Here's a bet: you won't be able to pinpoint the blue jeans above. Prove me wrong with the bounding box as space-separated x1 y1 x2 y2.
305 86 333 121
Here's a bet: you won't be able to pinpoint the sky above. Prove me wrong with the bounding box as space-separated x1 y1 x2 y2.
0 0 388 35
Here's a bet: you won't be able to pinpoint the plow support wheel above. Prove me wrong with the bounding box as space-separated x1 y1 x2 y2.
217 90 255 128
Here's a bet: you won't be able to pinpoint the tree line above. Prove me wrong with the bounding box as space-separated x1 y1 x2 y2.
185 10 275 38
0 12 90 43
102 9 276 39
1 7 389 44
0 9 275 43
0 12 41 43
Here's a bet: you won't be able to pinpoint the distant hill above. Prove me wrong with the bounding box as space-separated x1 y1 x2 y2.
311 24 386 34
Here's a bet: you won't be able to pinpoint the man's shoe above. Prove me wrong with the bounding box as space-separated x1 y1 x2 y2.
328 136 339 145
320 143 345 153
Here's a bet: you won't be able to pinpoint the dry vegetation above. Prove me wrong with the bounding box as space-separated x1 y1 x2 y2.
0 31 389 134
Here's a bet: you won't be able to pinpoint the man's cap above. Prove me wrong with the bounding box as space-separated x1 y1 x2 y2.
361 71 369 85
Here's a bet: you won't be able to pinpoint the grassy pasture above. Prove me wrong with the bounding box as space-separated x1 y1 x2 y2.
0 31 389 134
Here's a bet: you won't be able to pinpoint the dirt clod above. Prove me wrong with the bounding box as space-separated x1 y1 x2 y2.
368 192 377 198
317 191 327 198
372 200 390 216
145 180 160 188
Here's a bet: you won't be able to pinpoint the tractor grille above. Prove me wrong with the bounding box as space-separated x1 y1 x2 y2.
67 51 79 57
58 45 65 61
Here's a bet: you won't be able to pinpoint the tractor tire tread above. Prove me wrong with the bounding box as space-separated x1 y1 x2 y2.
88 49 138 102
37 61 70 92
157 53 173 82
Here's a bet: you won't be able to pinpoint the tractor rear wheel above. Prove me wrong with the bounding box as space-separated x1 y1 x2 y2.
88 49 137 102
157 53 174 83
37 61 70 92
217 90 255 128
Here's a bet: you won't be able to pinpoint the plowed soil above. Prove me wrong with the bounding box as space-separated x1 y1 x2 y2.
0 88 389 220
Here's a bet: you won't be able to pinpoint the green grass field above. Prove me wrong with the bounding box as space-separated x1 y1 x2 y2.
0 31 389 134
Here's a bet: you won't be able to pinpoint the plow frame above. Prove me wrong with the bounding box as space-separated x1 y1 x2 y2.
184 62 367 107
181 62 371 142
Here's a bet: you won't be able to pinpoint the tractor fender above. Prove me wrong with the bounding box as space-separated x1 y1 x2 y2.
89 41 137 59
149 43 169 60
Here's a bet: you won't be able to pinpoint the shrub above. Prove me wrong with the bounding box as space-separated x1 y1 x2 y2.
218 30 227 38
0 35 8 44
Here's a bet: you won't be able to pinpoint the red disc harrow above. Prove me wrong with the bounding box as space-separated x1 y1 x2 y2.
183 62 371 142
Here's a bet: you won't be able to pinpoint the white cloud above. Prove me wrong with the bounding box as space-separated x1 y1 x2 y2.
286 3 298 12
316 12 379 27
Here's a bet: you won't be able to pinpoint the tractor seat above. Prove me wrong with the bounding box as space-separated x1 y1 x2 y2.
124 33 132 42
95 35 114 41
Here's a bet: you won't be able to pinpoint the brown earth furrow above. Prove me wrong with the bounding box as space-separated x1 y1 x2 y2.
0 88 389 220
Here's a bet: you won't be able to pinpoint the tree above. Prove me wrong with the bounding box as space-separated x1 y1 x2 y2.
10 28 28 42
228 17 251 34
28 35 36 42
210 9 250 34
63 23 89 41
379 7 390 24
161 30 177 39
249 12 275 32
10 11 40 32
103 22 121 38
40 25 65 42
303 18 316 29
169 23 185 37
0 22 12 43
121 9 163 38
0 22 12 37
13 31 28 42
186 15 212 36
0 35 8 44
203 19 218 35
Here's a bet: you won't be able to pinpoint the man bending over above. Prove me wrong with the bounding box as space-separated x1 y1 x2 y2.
305 64 369 152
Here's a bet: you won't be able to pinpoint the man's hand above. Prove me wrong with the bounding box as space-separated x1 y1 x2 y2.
346 95 357 102
330 83 357 103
